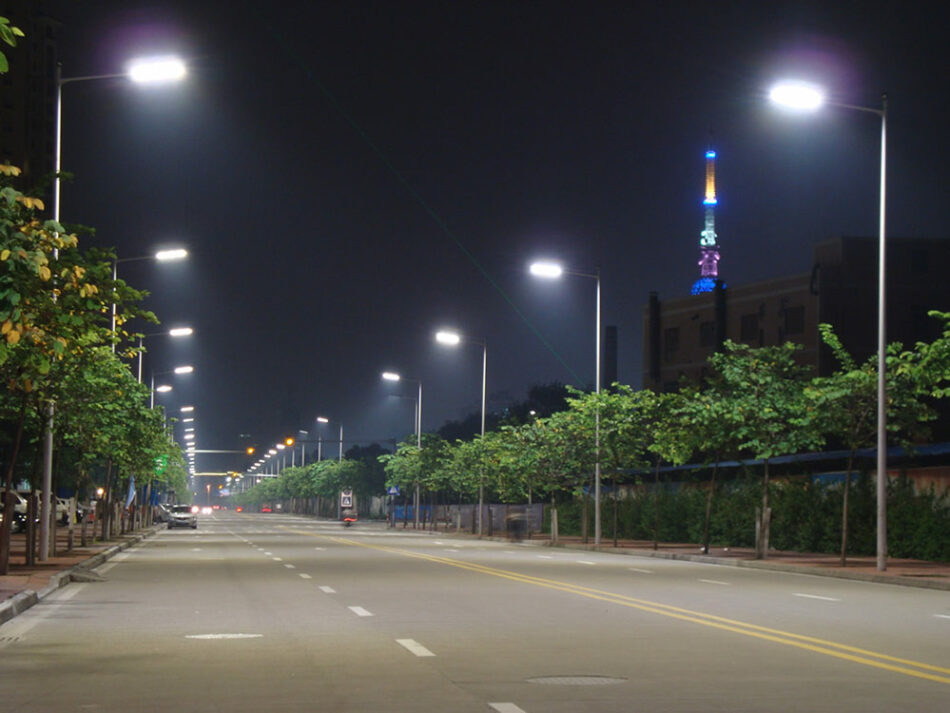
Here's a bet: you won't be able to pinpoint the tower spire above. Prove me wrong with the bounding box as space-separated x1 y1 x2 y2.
691 148 722 295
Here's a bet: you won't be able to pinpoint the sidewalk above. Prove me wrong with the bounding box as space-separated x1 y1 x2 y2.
0 525 160 625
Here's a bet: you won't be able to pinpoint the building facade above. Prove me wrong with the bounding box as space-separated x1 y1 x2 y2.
643 236 950 392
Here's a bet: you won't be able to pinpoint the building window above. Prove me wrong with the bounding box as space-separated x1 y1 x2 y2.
740 314 759 344
784 306 805 336
663 327 679 361
699 321 716 347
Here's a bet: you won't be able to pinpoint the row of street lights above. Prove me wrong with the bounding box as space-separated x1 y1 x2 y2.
235 79 889 569
35 55 191 560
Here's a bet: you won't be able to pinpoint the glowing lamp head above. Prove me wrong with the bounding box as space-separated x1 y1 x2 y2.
382 372 401 382
180 405 195 413
169 327 193 337
174 365 194 375
435 330 461 346
317 416 330 423
155 385 172 393
128 56 187 84
769 81 825 111
529 261 563 279
155 248 188 261
284 437 295 446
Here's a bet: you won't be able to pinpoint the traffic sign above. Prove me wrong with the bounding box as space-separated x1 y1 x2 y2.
340 490 353 508
387 485 400 496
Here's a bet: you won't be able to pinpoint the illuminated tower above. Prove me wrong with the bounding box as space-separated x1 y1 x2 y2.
691 149 722 295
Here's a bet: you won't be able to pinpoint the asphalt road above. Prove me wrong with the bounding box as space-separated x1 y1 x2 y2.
2 512 949 712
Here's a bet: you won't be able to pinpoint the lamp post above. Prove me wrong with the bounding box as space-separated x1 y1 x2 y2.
530 260 602 545
137 326 193 382
769 80 888 572
150 365 194 409
112 249 188 353
37 55 187 562
316 417 344 462
382 371 423 527
435 329 488 536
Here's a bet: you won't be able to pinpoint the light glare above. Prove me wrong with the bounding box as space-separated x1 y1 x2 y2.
129 57 187 84
169 327 193 337
155 385 172 393
155 248 188 261
174 365 194 374
769 81 825 110
530 261 563 279
436 330 461 346
382 372 401 382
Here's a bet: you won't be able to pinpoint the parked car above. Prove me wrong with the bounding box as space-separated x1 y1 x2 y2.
0 509 27 534
167 504 198 529
154 504 171 523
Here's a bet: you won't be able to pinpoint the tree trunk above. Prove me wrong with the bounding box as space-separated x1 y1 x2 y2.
755 460 771 559
840 450 855 566
550 494 559 545
702 457 721 555
653 458 661 551
0 397 28 575
612 477 619 548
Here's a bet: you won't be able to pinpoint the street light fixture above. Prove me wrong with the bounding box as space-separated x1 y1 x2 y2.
769 79 888 571
316 417 344 462
435 329 488 536
530 260 603 546
39 55 187 562
136 326 193 382
382 371 423 527
111 249 188 354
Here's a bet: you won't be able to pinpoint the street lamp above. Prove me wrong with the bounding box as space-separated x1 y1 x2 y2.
112 249 188 354
382 371 423 527
530 260 603 545
149 365 193 408
769 80 888 572
316 417 344 462
435 329 488 535
38 54 187 563
136 325 193 382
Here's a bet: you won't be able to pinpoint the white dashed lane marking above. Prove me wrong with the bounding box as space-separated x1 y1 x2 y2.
489 704 527 713
396 639 436 657
284 564 295 569
348 606 373 617
699 579 731 586
299 573 312 579
629 567 653 574
319 586 336 594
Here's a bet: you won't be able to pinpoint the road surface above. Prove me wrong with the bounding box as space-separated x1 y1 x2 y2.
2 511 949 711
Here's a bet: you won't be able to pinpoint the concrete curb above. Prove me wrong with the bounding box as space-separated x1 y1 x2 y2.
439 529 950 592
551 542 950 592
0 526 161 626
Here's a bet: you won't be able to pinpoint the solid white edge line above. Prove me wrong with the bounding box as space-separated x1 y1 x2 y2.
933 614 950 620
396 638 436 657
698 579 731 586
629 567 653 574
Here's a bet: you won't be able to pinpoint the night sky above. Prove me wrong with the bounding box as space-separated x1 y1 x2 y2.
41 0 950 473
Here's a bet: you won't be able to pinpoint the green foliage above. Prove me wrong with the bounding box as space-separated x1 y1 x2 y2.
0 16 25 74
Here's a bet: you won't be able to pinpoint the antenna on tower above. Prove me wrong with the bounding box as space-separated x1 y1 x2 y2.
691 147 723 295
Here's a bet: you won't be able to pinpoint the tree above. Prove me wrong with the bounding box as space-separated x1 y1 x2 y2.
808 324 936 565
0 16 24 74
709 341 821 559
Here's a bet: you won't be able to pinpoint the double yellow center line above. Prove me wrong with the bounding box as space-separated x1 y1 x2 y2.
286 528 950 686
